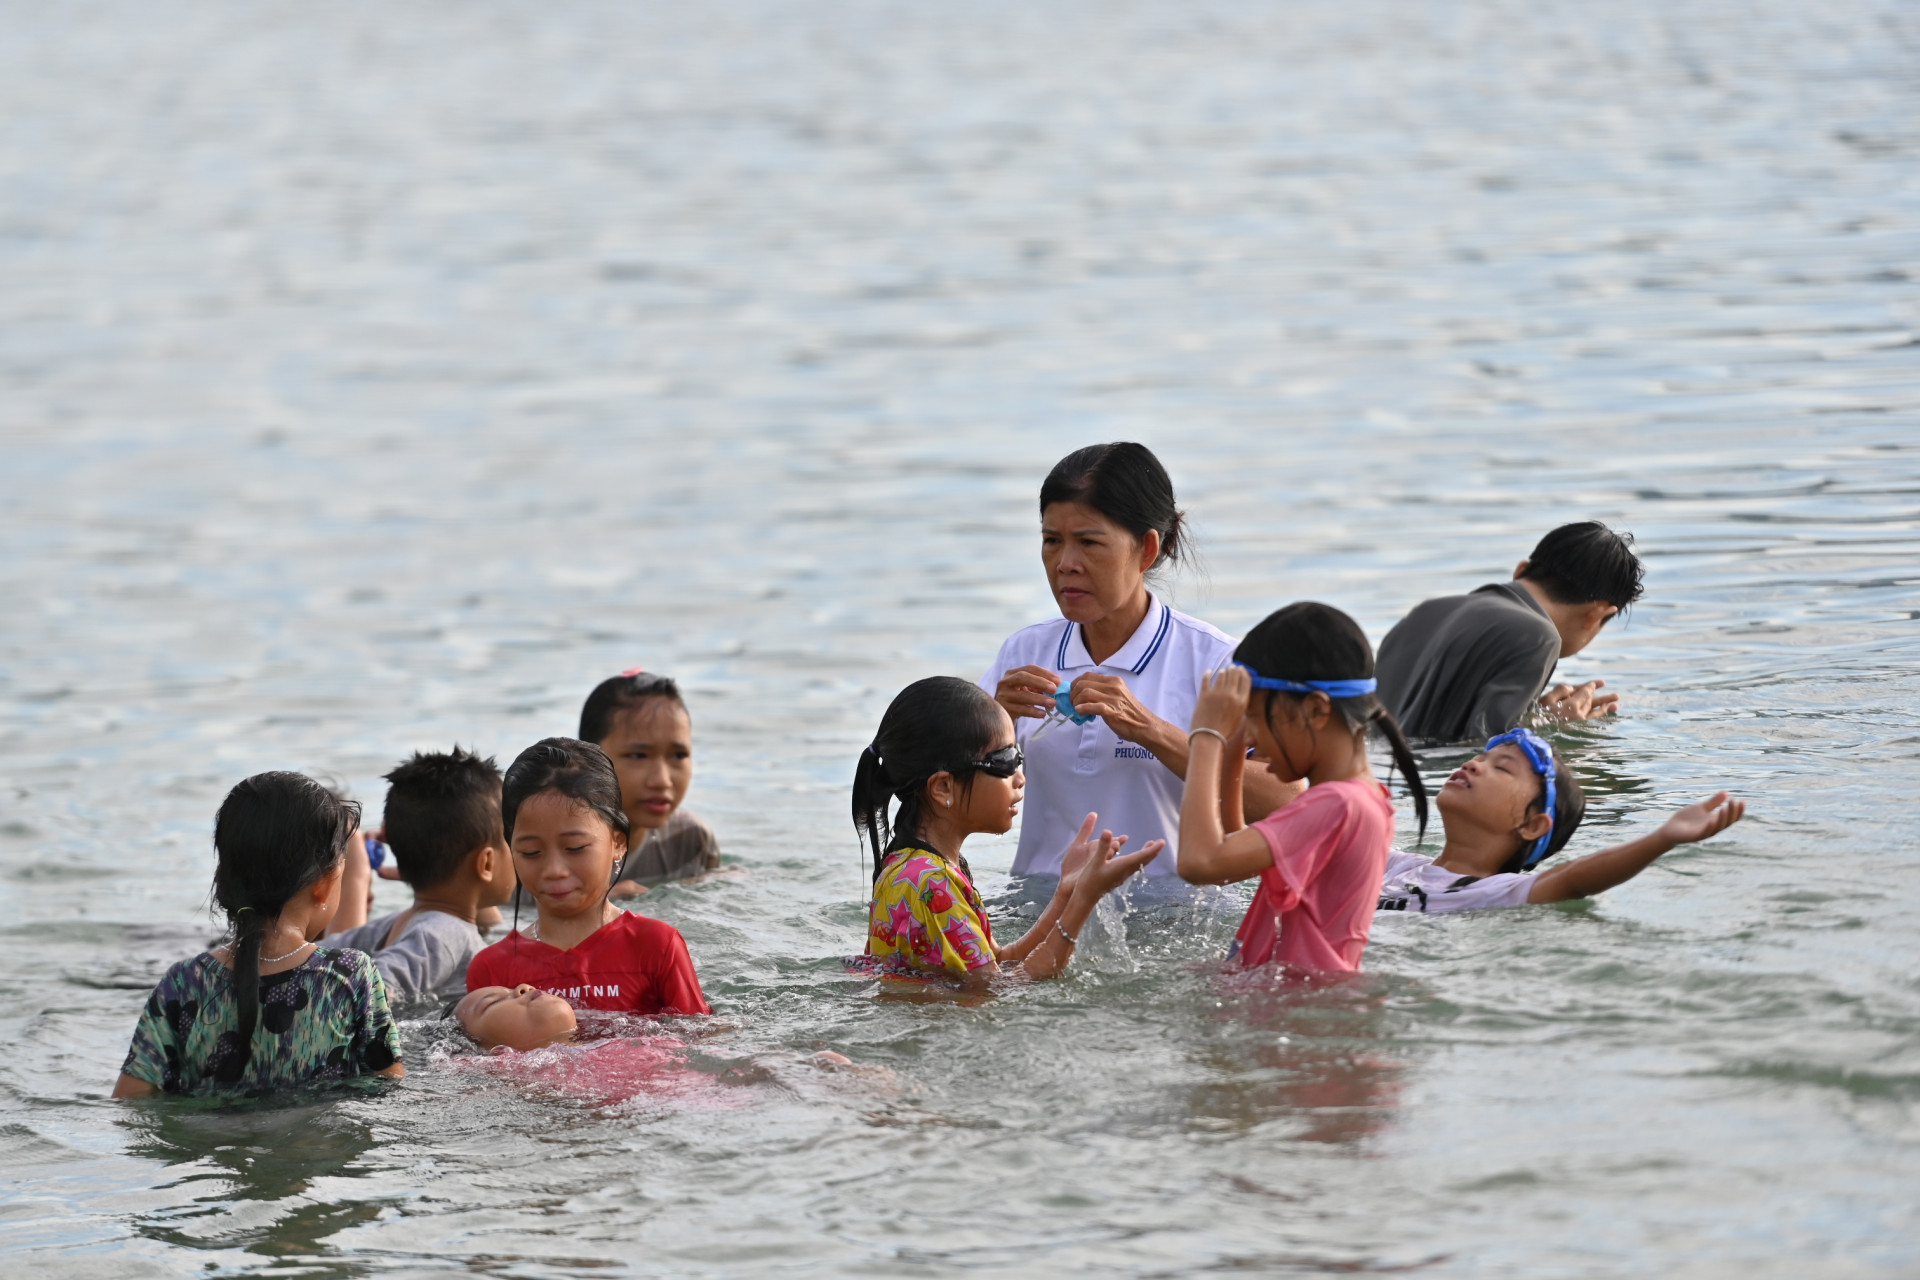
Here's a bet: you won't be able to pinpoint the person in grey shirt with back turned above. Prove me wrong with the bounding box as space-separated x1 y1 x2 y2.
1375 522 1646 744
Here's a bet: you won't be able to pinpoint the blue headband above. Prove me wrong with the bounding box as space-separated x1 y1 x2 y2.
1485 727 1557 869
1234 664 1377 700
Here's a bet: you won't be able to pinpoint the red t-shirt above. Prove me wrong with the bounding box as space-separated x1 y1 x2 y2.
1232 777 1395 973
466 911 711 1015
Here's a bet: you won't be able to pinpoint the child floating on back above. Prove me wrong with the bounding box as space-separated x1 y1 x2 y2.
1376 726 1745 913
579 670 722 897
456 984 578 1051
854 676 1162 987
113 772 403 1098
464 738 711 1022
327 748 517 1007
1177 603 1429 973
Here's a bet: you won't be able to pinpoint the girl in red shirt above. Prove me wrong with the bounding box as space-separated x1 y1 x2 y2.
465 738 710 1018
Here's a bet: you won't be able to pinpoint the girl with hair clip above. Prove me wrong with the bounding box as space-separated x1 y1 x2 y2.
1177 603 1430 973
113 773 403 1098
464 738 709 1019
855 676 1163 989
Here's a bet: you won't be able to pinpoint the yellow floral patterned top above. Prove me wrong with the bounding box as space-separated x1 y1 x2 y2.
865 846 997 977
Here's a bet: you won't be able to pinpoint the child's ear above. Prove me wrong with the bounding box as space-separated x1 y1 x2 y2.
472 845 499 882
1517 809 1554 844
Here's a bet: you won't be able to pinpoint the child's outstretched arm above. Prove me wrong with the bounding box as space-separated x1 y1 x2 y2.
1528 792 1745 904
1178 667 1280 885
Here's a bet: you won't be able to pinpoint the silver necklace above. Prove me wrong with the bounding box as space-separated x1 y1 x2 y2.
260 939 316 964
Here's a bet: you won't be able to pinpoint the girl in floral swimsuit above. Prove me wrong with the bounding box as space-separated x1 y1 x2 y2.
853 676 1161 988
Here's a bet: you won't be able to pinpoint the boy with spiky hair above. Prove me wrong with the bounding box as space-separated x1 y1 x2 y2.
327 748 515 1006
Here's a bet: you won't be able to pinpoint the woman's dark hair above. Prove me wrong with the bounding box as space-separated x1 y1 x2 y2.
852 677 1006 883
578 671 687 746
1520 522 1645 610
502 737 631 844
210 772 359 1086
1039 442 1187 571
1504 744 1588 874
1234 602 1430 841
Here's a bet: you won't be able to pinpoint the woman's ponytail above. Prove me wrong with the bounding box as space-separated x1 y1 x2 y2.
210 772 358 1086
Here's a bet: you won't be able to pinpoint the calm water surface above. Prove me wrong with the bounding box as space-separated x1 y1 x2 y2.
2 2 1917 1276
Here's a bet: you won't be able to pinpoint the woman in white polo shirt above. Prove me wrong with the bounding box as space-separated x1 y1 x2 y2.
981 443 1297 884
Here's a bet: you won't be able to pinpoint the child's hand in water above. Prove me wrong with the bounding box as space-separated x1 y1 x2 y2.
1066 827 1165 901
1658 792 1746 846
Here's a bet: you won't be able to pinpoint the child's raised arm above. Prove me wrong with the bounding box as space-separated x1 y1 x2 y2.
1178 667 1280 885
1528 792 1745 904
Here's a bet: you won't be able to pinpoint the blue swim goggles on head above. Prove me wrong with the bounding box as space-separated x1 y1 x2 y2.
1485 727 1557 870
1234 663 1378 701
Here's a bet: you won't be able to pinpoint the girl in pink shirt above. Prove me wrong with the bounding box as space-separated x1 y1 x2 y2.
1177 602 1428 973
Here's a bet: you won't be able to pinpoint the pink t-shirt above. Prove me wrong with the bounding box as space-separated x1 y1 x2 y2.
1231 777 1396 973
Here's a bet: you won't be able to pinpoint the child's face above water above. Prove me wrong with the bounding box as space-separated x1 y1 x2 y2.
511 790 629 918
600 699 693 831
457 984 577 1051
1436 742 1550 851
934 710 1024 838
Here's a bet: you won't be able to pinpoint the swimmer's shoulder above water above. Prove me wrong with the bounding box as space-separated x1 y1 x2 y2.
1377 728 1745 915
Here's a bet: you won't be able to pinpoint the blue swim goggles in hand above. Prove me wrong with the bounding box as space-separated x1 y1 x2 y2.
1233 663 1378 700
1485 727 1557 870
1028 686 1095 743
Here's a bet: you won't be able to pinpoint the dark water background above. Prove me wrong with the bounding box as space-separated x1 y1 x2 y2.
2 1 1917 1275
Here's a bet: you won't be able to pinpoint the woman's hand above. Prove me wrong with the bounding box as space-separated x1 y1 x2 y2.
1191 665 1251 739
1658 792 1746 846
1070 673 1172 746
995 664 1062 722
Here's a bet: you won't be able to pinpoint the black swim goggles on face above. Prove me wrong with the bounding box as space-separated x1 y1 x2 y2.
965 745 1025 778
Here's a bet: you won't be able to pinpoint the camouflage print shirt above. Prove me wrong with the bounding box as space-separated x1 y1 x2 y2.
121 947 402 1096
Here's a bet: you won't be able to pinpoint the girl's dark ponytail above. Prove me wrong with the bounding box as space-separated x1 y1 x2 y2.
1235 601 1430 844
853 677 1006 884
210 772 359 1086
1367 704 1429 843
225 907 266 1084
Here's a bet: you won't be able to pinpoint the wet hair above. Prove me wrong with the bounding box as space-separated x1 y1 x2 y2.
852 677 1007 884
501 738 632 939
501 737 632 845
1505 743 1588 874
1039 442 1187 571
381 747 505 891
210 772 359 1086
1234 602 1430 841
1519 522 1645 610
579 671 687 746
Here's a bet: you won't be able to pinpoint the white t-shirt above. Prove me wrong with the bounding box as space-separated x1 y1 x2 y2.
1375 850 1535 914
980 596 1235 878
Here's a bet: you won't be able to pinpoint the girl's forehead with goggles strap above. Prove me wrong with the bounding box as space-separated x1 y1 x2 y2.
1484 727 1554 773
1230 663 1377 699
1484 727 1557 869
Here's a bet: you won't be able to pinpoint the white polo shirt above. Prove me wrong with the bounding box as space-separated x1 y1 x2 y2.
979 596 1236 878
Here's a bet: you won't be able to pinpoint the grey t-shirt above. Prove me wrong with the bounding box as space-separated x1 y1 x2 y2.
615 808 722 888
1375 581 1561 744
327 909 484 1008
